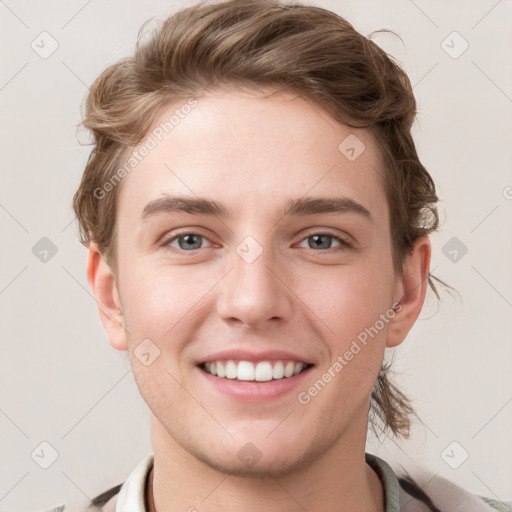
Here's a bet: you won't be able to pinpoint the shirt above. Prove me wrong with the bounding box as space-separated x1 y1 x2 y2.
41 452 512 512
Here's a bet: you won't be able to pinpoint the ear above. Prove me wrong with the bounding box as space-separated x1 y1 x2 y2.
386 236 431 348
86 243 128 351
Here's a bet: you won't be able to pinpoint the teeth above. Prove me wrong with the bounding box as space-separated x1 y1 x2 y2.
293 362 305 375
202 360 309 381
237 361 255 381
284 361 295 377
216 361 226 378
272 361 284 379
225 360 237 379
255 361 273 381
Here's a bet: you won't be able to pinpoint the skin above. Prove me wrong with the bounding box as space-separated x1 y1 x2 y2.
88 87 431 512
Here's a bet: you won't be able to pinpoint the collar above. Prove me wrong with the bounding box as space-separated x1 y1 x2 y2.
115 453 154 512
366 452 401 511
115 452 401 512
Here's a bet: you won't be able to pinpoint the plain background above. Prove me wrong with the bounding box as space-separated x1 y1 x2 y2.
0 0 511 510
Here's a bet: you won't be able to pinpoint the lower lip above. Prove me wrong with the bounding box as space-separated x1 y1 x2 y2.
196 365 314 402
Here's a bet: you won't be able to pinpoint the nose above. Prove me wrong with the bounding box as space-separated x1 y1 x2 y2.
216 240 294 328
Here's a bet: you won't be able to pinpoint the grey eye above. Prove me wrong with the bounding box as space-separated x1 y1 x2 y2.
298 234 345 250
170 234 205 250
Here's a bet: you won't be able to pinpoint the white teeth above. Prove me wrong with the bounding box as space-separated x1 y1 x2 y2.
293 362 304 375
272 361 284 379
225 360 237 379
237 361 255 380
216 361 226 378
255 361 273 381
202 359 310 381
284 361 295 377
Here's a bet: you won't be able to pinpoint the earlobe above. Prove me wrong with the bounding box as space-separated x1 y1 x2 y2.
86 244 128 351
386 236 431 348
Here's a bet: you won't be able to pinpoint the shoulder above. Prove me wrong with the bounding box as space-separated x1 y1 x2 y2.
479 496 512 511
368 452 512 512
38 489 119 512
398 466 512 511
38 454 153 512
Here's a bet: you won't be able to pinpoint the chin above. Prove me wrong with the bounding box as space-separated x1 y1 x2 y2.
196 447 308 479
186 431 323 480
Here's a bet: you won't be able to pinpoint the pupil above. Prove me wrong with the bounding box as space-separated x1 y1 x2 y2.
310 234 330 249
180 234 201 250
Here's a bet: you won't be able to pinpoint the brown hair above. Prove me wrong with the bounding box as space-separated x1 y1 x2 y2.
73 0 441 439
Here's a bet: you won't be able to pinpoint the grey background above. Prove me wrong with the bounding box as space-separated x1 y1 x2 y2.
0 0 511 510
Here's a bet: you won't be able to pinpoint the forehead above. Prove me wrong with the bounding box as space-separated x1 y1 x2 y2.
116 87 388 222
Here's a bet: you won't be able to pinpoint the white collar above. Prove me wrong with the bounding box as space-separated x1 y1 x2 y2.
115 453 154 512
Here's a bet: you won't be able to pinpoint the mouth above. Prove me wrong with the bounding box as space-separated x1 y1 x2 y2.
198 359 314 382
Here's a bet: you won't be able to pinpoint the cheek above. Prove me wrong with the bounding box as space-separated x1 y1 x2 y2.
119 265 204 412
118 259 203 348
301 262 394 338
296 263 393 397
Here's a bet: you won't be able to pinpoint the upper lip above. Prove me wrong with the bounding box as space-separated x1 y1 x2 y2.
197 349 314 365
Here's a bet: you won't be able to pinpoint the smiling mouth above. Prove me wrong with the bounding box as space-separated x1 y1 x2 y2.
198 360 314 382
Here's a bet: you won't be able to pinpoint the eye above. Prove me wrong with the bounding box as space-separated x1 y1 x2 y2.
165 233 212 251
297 232 351 251
161 230 351 253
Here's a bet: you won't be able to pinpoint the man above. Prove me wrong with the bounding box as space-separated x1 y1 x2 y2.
45 0 511 510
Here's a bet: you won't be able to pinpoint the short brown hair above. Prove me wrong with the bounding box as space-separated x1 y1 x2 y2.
73 0 440 439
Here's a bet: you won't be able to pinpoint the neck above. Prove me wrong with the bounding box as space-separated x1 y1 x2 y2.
146 412 385 512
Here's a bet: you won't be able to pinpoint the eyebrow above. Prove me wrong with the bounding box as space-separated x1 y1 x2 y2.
141 195 373 222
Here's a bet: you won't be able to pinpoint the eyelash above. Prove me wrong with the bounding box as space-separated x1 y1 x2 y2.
160 230 352 253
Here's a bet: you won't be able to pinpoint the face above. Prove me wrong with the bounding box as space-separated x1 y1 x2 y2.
106 87 406 477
